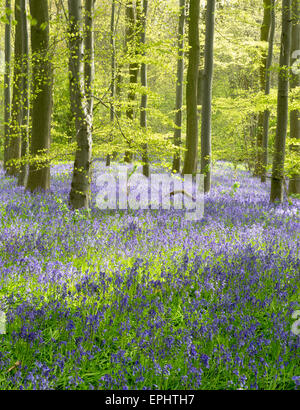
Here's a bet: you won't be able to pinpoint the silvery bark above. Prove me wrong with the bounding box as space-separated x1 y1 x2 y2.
68 0 93 209
3 0 11 172
172 0 186 174
261 0 276 183
270 0 291 202
288 0 300 194
106 0 116 167
7 0 23 177
140 0 149 177
200 0 216 192
124 0 140 163
254 0 272 178
18 0 30 187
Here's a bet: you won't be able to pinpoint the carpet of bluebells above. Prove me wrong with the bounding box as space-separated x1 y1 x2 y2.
0 161 299 390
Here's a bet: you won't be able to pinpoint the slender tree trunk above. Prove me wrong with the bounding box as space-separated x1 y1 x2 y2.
197 5 206 117
140 0 149 177
254 0 272 178
172 0 186 174
27 0 52 192
84 0 95 117
115 2 123 123
7 0 23 177
18 0 30 187
182 0 200 175
261 0 276 183
3 0 11 172
106 0 116 167
124 0 140 163
270 0 292 202
68 0 93 209
288 0 300 194
200 0 216 192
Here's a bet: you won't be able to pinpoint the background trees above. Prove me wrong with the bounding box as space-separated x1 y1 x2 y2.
0 0 299 207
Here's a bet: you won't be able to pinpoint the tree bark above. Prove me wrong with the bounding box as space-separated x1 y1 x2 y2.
200 0 216 192
27 0 52 192
140 0 149 177
124 0 140 163
288 0 300 194
3 0 11 172
261 0 276 183
84 0 95 117
254 0 272 178
182 0 200 175
270 0 292 202
68 0 93 209
106 0 116 167
172 0 186 174
18 0 30 187
7 0 23 177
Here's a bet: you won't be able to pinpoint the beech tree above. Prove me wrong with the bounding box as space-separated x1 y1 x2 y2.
270 0 292 202
172 0 186 174
18 0 30 187
140 0 149 177
254 0 273 178
106 0 116 167
261 0 276 183
68 0 94 209
84 0 95 118
288 0 300 194
200 0 216 192
7 0 23 177
182 0 200 175
26 0 52 192
3 0 11 172
124 0 140 163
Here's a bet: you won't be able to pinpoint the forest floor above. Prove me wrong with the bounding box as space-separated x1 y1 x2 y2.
0 161 299 390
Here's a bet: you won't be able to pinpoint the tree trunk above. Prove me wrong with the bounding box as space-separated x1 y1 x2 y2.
288 0 300 194
18 0 30 187
27 0 52 192
3 0 11 172
68 0 93 209
84 0 95 117
200 0 216 192
254 0 272 178
124 0 140 163
270 0 292 203
140 0 149 177
7 0 23 177
172 0 186 174
106 0 116 167
182 0 200 175
261 0 276 183
197 5 206 117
